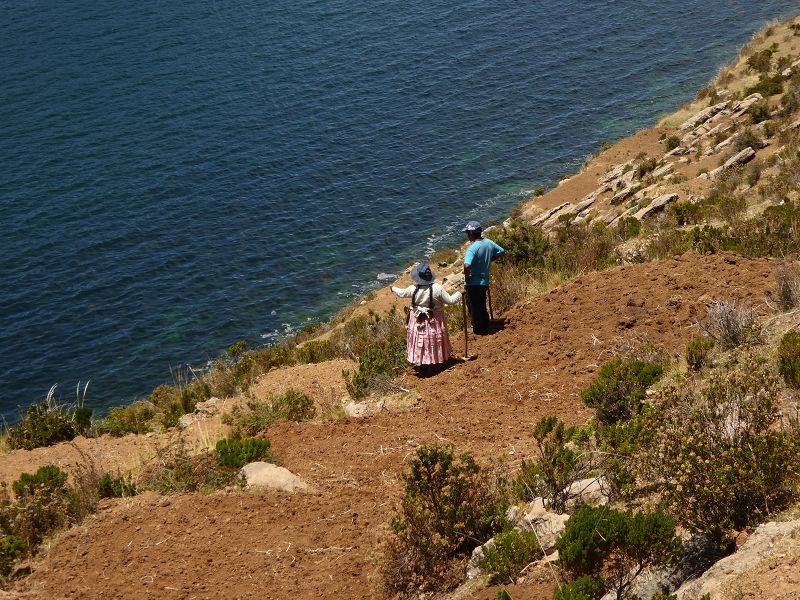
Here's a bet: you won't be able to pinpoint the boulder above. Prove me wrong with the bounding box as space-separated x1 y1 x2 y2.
729 93 764 119
676 520 800 599
610 184 641 205
634 194 679 220
241 462 308 492
679 101 729 131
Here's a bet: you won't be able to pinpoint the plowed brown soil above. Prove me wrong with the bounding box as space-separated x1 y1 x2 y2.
12 253 778 599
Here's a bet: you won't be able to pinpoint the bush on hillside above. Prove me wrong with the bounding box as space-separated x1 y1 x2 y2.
512 417 589 512
746 48 774 74
638 359 800 543
383 445 509 595
777 329 800 388
97 473 138 499
552 576 607 600
137 444 243 495
686 336 715 371
479 529 542 584
745 75 784 98
214 437 273 468
595 417 645 500
556 505 682 600
580 358 663 425
0 535 24 578
486 219 549 270
343 337 406 400
664 136 681 152
6 399 77 451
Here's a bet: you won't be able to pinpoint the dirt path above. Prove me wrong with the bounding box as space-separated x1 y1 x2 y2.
14 253 777 599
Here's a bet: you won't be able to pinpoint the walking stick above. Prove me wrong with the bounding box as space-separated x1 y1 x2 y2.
487 286 494 320
461 294 469 359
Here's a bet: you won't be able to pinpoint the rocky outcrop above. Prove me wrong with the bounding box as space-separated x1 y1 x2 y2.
634 193 680 220
675 520 800 599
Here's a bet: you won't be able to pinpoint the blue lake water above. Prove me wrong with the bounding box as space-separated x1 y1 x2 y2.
1 1 797 419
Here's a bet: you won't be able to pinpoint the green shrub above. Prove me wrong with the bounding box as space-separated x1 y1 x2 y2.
746 49 774 74
384 445 509 595
778 330 800 388
270 389 316 421
6 400 77 450
664 136 681 152
97 473 137 499
614 216 641 240
2 466 73 552
0 535 24 577
214 437 273 468
487 219 549 270
343 338 406 400
556 506 682 600
639 359 800 543
98 401 156 437
552 575 607 600
496 590 513 600
595 417 645 499
479 529 541 584
686 337 715 371
636 157 657 179
512 417 587 511
581 359 663 425
745 75 784 98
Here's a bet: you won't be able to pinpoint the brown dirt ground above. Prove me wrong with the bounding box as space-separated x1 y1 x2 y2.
6 252 780 600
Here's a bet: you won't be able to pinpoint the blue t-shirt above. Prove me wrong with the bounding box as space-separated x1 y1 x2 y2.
464 238 504 286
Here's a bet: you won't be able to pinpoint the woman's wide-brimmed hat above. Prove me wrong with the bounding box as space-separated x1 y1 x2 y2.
410 262 436 285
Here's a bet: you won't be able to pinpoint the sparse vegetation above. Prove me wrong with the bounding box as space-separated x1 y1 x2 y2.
777 329 800 388
686 336 715 371
221 388 316 438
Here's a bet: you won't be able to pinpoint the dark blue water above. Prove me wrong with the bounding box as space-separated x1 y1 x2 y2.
1 1 797 419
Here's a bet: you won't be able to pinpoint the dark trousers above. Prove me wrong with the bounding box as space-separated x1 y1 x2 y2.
466 285 490 334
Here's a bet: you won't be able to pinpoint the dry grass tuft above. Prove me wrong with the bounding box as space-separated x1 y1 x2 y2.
775 262 800 310
702 299 763 350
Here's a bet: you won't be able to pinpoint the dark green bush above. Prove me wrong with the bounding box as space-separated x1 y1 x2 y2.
668 201 704 226
745 75 784 98
270 389 316 421
664 136 681 152
614 216 641 241
214 437 273 468
639 360 800 543
552 575 607 600
512 417 587 512
580 358 663 425
636 157 657 179
0 535 24 577
778 330 800 388
595 417 645 499
556 506 682 600
384 445 509 595
343 338 406 400
97 473 137 499
686 336 715 371
746 48 774 74
479 529 541 584
487 219 549 270
6 400 77 450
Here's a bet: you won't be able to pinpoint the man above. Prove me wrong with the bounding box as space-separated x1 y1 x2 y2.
463 220 504 334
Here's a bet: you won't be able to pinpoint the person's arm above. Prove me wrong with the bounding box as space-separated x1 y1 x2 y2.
463 263 471 285
434 284 462 305
391 285 415 298
463 244 475 286
491 240 505 259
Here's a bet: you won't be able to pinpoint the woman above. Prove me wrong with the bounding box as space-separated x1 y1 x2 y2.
392 262 462 371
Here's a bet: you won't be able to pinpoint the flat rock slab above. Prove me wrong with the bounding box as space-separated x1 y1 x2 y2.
241 462 309 492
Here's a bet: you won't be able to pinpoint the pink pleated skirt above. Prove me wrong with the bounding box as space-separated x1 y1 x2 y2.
406 310 452 365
